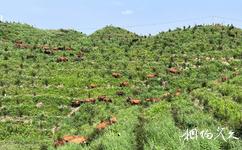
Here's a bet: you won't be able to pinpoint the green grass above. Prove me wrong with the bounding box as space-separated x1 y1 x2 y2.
0 22 242 149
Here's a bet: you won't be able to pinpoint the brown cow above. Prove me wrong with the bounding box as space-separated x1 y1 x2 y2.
54 138 65 147
175 89 181 96
145 98 160 102
16 44 29 49
168 67 179 74
96 116 117 130
71 98 96 107
96 121 109 130
54 135 88 147
71 100 81 107
66 47 73 51
109 116 117 124
63 135 87 144
81 98 96 103
127 97 141 105
131 99 141 105
52 47 59 51
119 81 129 87
112 72 121 78
97 95 112 103
52 47 65 51
57 56 68 62
146 74 157 78
15 40 30 49
15 40 23 45
68 137 87 144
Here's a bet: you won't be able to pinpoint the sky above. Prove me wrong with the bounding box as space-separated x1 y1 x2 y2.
0 0 242 35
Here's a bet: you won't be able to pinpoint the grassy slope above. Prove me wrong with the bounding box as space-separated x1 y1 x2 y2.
0 22 242 150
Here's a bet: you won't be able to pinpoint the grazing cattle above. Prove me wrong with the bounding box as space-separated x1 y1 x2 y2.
97 95 112 103
109 116 117 124
68 136 87 144
221 76 228 82
119 81 129 87
19 44 29 49
52 47 59 51
146 74 157 78
127 97 141 105
71 98 96 107
54 138 65 147
96 121 109 130
54 135 88 147
58 47 65 51
88 84 97 89
15 40 23 45
116 91 125 96
63 135 77 142
168 67 179 74
57 56 68 62
145 98 160 102
175 89 181 96
130 99 141 105
52 47 65 51
80 98 96 104
63 135 87 144
15 41 30 49
66 47 73 51
112 72 121 78
71 100 81 107
96 116 117 130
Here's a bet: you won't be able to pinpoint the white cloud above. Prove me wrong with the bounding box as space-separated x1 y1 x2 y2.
121 10 134 15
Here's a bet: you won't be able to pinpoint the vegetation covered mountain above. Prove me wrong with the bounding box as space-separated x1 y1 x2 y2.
0 22 242 150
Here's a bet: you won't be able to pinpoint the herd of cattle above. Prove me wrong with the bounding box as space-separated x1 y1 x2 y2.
14 40 84 62
55 71 183 147
13 40 239 148
54 116 117 147
55 71 236 147
14 41 183 76
71 72 182 106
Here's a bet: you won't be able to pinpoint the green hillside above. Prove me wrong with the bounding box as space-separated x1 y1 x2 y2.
0 22 242 150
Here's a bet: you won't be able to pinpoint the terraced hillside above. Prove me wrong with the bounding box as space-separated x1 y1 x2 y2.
0 23 242 150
